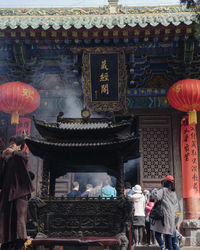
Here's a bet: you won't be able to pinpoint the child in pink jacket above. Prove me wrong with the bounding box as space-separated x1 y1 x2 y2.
145 196 156 246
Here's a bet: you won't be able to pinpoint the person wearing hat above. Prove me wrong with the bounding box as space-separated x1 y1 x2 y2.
150 175 179 250
130 184 145 246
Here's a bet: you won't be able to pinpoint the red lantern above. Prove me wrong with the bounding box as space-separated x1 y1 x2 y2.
0 81 40 124
168 79 200 124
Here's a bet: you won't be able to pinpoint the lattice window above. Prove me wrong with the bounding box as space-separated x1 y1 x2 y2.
142 127 170 179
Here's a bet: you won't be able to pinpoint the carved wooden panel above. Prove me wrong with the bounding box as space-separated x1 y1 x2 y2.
38 199 131 237
139 116 173 189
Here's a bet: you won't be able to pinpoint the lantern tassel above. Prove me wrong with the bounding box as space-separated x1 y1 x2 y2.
11 111 19 125
188 110 197 124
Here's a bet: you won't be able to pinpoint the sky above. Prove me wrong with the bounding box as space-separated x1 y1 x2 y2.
0 0 181 8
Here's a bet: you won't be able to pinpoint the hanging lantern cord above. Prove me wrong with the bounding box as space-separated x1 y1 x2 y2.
11 111 19 125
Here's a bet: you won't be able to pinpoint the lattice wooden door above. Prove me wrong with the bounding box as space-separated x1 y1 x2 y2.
139 116 173 189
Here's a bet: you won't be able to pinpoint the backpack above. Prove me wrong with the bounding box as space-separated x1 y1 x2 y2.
150 200 164 226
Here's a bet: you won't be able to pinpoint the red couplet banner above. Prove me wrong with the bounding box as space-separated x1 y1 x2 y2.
16 117 31 153
181 116 200 198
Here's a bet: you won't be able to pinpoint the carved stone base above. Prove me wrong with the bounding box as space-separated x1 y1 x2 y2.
35 232 48 239
180 219 200 246
116 233 128 250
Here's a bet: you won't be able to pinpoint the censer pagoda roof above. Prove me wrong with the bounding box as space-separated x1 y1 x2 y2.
25 135 139 166
25 115 139 163
25 134 137 153
33 117 132 140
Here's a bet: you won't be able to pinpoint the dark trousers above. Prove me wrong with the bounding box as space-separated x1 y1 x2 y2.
165 234 173 250
145 221 155 245
172 229 180 250
155 232 173 250
155 232 164 248
172 236 180 250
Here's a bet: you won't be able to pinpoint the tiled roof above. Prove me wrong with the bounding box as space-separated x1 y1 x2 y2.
34 118 130 131
25 135 137 148
0 6 196 30
58 122 110 129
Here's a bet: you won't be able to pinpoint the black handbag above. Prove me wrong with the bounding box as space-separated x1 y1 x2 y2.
150 200 164 226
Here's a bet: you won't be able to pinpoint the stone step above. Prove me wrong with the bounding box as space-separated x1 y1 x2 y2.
181 247 200 250
25 245 200 250
132 246 159 250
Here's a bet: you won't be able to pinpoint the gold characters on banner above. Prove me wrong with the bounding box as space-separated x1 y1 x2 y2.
100 59 109 95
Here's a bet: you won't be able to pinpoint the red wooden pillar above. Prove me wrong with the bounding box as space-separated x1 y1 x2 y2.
129 223 132 250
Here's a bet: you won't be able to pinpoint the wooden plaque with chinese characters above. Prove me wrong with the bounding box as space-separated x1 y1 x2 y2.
82 47 127 112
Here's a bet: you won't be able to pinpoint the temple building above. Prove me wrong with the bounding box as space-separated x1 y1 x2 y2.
0 0 199 247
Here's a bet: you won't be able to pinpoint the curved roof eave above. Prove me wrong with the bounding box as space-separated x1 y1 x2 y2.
0 5 197 30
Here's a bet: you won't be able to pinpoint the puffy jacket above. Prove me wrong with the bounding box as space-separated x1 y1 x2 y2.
130 193 145 216
145 201 155 216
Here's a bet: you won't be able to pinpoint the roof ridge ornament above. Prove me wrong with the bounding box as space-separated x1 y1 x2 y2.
108 0 118 14
108 0 118 6
57 111 64 122
81 107 91 120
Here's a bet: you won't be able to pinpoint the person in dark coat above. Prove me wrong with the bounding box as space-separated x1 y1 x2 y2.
0 136 34 250
67 181 81 198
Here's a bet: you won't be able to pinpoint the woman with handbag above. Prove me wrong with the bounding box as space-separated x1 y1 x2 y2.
150 175 179 250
